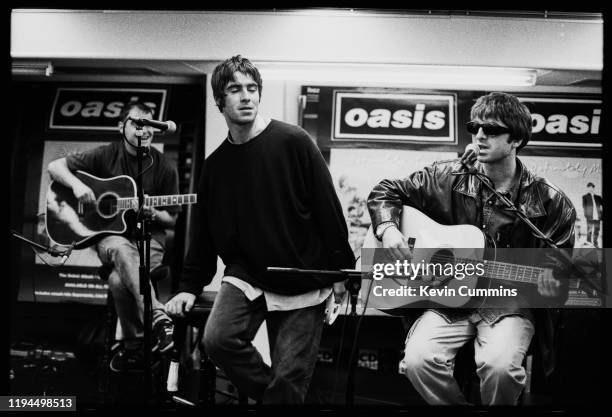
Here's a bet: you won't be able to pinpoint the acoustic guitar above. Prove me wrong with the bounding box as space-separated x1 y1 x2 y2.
46 170 197 248
359 206 592 310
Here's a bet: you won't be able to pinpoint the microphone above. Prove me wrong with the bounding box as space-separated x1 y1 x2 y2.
129 117 177 134
437 144 480 169
459 144 480 170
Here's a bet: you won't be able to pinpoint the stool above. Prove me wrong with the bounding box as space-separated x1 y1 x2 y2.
166 291 248 406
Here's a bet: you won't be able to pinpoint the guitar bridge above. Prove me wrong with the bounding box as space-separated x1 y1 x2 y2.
407 237 416 250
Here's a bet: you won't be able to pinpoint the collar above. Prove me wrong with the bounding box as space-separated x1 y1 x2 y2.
453 158 546 218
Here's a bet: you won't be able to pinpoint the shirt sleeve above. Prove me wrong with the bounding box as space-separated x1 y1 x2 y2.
65 145 108 175
178 160 219 295
301 132 356 271
366 164 438 230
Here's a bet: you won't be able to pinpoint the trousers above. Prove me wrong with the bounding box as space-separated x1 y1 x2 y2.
203 281 325 404
97 235 165 342
400 310 534 405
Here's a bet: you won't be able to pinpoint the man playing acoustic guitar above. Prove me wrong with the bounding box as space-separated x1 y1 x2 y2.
367 92 576 405
47 101 179 372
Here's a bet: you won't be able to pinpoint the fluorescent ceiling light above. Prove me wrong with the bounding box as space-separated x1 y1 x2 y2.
257 62 537 87
12 61 54 77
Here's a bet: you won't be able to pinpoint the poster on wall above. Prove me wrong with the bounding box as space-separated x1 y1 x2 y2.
332 91 457 144
329 148 458 255
49 87 168 131
520 156 603 248
519 97 602 148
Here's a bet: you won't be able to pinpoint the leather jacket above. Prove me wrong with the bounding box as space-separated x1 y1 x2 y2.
367 158 575 251
367 157 577 379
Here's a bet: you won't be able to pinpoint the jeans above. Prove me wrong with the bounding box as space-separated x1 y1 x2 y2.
400 309 534 405
97 235 165 343
203 281 325 404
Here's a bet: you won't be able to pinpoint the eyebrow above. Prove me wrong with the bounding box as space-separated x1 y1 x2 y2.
225 81 258 89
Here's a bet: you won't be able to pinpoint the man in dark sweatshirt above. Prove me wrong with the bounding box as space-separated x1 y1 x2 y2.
166 55 355 404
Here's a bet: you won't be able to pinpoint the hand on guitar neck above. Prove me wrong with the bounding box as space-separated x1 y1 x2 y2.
537 268 562 297
141 202 159 222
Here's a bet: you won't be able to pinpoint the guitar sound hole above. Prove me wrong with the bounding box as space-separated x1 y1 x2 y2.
98 194 118 218
429 249 455 283
430 249 454 265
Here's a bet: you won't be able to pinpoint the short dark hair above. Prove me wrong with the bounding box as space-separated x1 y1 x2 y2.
587 182 595 188
119 101 154 123
211 55 263 112
470 92 532 152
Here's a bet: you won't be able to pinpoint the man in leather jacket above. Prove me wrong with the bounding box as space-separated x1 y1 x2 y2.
367 92 576 405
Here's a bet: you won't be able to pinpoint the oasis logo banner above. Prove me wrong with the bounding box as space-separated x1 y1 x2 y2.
519 97 601 148
49 88 168 131
333 92 456 143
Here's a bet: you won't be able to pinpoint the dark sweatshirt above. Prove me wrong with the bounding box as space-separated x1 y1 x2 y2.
179 120 355 296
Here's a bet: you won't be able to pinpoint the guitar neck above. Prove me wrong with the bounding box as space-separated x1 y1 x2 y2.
118 194 197 210
455 256 582 291
482 259 542 285
479 259 581 290
453 256 543 285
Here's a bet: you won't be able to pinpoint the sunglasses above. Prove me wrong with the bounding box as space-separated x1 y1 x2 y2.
466 121 512 136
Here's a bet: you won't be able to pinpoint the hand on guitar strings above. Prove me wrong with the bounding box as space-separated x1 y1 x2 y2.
380 225 413 262
422 273 452 288
73 182 95 204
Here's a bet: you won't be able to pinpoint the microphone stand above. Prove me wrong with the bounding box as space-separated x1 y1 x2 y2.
135 133 154 404
266 267 362 405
